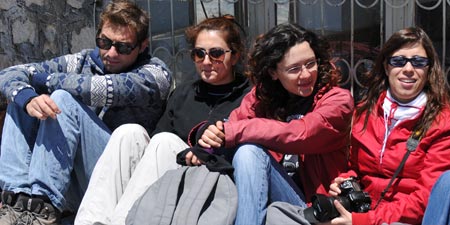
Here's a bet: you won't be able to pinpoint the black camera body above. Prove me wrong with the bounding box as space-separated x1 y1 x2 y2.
303 177 371 223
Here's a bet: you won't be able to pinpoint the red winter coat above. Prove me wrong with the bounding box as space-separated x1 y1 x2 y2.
223 86 354 201
340 91 450 225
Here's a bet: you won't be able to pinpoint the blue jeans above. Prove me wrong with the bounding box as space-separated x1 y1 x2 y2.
0 90 111 211
232 144 306 225
422 170 450 225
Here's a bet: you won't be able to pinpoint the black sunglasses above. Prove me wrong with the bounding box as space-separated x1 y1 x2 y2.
388 56 430 68
190 47 232 63
96 37 138 55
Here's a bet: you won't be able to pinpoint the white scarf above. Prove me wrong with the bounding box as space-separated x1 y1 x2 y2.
379 89 427 163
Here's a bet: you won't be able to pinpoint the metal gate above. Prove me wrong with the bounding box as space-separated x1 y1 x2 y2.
134 0 449 96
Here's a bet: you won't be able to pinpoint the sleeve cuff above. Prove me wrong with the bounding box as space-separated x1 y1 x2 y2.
352 212 370 225
187 120 208 147
31 72 50 94
223 122 235 148
14 88 38 110
338 171 358 179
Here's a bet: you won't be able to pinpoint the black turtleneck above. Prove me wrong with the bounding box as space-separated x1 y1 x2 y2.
151 74 251 142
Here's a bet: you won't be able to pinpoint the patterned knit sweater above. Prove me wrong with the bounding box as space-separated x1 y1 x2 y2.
0 48 172 133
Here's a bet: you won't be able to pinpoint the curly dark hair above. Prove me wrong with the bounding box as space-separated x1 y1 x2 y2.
356 27 448 137
247 23 341 120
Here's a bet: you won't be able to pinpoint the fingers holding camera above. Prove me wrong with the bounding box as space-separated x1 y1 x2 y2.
329 177 346 196
329 200 352 225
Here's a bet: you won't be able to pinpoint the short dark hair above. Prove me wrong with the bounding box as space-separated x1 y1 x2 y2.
97 0 149 44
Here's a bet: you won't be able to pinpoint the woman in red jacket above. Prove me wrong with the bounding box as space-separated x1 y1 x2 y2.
328 27 450 225
190 23 354 225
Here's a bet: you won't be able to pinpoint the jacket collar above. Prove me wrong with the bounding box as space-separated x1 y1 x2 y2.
90 47 104 72
377 90 426 124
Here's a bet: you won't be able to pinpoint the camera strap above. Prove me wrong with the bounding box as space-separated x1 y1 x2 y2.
373 129 422 209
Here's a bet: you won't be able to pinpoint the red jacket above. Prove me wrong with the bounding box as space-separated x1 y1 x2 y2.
340 91 450 225
223 86 354 201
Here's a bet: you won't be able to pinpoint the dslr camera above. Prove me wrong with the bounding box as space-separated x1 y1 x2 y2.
303 177 371 223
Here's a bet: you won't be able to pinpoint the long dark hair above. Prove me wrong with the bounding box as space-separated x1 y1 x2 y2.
356 27 448 136
247 23 340 120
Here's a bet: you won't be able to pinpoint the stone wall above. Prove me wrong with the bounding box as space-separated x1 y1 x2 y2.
0 0 101 69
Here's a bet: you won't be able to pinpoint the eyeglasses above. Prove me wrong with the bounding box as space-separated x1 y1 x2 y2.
190 47 233 63
96 37 138 55
388 56 430 68
283 60 318 75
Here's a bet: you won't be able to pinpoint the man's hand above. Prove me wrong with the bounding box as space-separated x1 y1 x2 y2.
25 95 61 120
198 120 225 149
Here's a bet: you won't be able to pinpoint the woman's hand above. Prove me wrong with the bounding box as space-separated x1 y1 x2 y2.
320 177 352 225
319 200 352 225
198 120 225 149
184 151 203 166
329 177 346 196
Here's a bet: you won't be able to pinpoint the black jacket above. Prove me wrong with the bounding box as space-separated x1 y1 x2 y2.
151 74 251 144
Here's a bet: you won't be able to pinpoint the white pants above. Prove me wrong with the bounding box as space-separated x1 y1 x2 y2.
74 124 189 225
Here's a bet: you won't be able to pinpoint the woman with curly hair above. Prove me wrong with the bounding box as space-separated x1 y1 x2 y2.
191 23 354 225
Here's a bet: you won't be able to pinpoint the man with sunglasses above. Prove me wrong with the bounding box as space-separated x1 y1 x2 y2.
0 1 171 224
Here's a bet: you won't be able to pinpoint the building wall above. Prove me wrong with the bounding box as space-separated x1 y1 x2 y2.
0 0 99 70
1 0 448 90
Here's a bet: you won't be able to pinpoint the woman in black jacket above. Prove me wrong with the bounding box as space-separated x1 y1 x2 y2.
74 15 251 225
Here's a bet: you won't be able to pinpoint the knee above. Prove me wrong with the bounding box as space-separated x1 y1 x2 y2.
151 132 180 145
232 144 268 169
112 124 148 138
50 90 73 104
149 132 186 155
435 170 450 188
104 124 150 158
109 124 150 148
440 170 450 180
50 90 80 112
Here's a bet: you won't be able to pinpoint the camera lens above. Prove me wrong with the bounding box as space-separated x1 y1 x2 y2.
303 178 371 223
304 194 345 223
